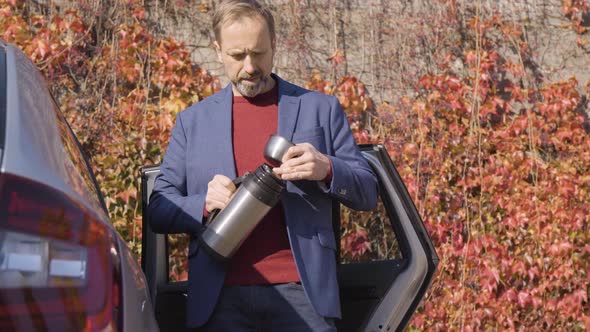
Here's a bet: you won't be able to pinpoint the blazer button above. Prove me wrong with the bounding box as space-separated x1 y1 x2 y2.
338 188 347 195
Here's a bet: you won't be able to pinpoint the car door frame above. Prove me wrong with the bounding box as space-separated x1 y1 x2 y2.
351 144 439 331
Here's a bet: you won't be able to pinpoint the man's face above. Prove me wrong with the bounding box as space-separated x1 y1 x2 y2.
215 15 275 97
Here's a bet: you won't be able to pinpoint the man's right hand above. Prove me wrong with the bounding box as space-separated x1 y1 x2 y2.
205 174 237 213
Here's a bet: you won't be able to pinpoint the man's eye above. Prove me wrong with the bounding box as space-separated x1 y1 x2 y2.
231 54 246 60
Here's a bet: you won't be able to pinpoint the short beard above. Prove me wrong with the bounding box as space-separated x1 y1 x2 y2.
233 76 269 97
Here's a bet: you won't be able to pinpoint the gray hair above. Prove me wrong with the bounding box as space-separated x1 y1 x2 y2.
212 0 276 46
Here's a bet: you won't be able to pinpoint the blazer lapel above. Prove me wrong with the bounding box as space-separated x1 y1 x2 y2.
276 75 301 141
210 85 237 179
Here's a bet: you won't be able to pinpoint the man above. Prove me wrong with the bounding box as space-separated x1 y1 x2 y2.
148 0 378 331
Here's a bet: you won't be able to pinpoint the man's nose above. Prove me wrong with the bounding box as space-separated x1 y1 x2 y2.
243 56 257 74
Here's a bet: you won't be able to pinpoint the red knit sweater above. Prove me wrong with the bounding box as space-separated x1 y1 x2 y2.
223 85 300 285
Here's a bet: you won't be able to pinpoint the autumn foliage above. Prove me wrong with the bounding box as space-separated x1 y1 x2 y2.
2 0 589 330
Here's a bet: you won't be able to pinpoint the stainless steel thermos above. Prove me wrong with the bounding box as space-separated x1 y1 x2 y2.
198 135 294 261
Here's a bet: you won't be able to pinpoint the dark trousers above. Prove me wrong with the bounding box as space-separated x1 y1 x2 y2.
201 283 337 332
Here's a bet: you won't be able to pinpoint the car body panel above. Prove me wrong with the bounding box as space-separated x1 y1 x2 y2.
141 145 439 332
118 238 161 332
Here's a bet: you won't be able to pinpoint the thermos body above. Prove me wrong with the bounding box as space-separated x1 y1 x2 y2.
199 163 285 261
200 184 275 259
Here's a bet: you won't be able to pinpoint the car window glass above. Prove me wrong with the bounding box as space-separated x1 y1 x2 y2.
14 48 104 215
53 105 104 213
168 234 189 282
340 197 402 263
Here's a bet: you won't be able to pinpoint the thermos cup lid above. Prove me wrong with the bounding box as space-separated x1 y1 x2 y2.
264 135 295 167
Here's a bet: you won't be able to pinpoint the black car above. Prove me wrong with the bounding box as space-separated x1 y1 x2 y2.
141 144 439 332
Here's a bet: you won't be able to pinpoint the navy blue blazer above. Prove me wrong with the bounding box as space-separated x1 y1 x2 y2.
148 74 378 328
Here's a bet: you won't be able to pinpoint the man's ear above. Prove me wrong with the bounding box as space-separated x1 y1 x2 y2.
214 41 223 62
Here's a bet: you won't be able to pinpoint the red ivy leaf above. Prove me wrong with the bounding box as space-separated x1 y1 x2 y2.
327 49 345 66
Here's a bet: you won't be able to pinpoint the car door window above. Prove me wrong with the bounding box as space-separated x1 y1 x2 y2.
51 98 106 215
340 201 403 263
165 196 404 281
168 234 189 281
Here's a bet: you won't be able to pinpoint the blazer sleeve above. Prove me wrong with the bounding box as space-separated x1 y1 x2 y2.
147 113 205 235
320 96 378 211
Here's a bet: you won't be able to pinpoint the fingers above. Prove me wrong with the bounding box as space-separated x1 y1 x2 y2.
212 174 236 190
280 144 314 167
273 143 330 181
274 144 310 179
280 143 314 165
273 165 313 181
205 174 237 212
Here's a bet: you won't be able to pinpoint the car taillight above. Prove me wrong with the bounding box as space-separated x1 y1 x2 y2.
0 174 121 331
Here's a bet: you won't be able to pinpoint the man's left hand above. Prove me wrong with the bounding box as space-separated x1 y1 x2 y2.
273 143 331 181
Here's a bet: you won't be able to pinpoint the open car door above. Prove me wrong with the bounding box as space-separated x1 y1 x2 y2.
140 144 438 331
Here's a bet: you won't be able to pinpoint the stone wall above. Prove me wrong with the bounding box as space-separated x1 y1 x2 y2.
54 0 590 106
